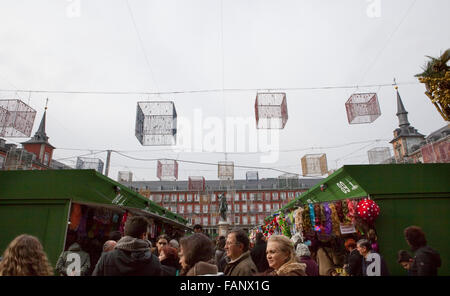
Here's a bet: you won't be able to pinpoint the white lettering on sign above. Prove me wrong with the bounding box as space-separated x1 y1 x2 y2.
112 194 127 206
337 181 351 194
366 253 381 276
340 223 357 234
346 179 359 190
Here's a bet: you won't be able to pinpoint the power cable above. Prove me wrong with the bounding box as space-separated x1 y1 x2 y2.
0 81 419 96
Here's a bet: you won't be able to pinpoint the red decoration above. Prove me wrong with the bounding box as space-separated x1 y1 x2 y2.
357 199 380 223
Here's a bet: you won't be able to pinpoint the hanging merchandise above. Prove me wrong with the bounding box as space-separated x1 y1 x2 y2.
335 200 345 222
294 207 304 235
342 200 351 223
323 202 333 236
278 214 292 238
69 204 82 231
347 199 357 224
357 198 380 224
302 204 312 234
308 204 316 228
112 213 119 224
120 211 128 235
77 206 88 238
94 208 112 225
328 203 341 236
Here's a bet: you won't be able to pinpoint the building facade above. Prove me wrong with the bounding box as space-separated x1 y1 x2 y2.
120 178 322 236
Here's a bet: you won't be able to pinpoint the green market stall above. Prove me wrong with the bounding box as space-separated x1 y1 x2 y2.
266 164 450 276
0 169 191 268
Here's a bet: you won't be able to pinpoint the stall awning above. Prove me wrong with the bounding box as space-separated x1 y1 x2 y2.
279 163 450 213
0 169 190 230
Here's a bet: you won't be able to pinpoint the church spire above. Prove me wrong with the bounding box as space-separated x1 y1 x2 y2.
22 99 54 148
395 86 410 128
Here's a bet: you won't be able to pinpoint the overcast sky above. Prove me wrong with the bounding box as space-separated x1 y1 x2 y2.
1 0 449 181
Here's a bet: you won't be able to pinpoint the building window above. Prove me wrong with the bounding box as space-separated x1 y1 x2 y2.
265 192 271 201
226 193 231 201
265 204 271 212
273 192 279 200
44 152 49 165
235 193 239 201
149 195 154 201
171 194 177 202
235 204 240 213
273 203 279 211
194 205 200 213
187 194 192 202
171 205 177 213
195 217 201 224
179 205 184 213
249 193 254 201
211 194 216 202
242 193 248 201
0 155 4 168
155 195 162 203
163 194 170 202
211 204 216 212
280 192 286 200
288 192 294 198
243 216 248 225
179 194 185 202
235 216 240 224
203 205 208 213
203 217 209 225
251 216 256 224
256 193 263 201
187 205 193 213
258 204 263 212
242 204 247 213
194 194 200 202
250 204 255 212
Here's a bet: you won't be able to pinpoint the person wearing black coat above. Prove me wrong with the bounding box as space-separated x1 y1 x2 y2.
344 238 363 276
93 216 162 276
404 226 441 276
250 233 270 273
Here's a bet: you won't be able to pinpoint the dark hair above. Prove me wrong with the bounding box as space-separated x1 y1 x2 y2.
404 226 427 250
180 233 214 272
229 229 250 252
108 231 122 241
217 236 226 249
397 250 412 263
193 224 203 231
356 239 372 251
157 234 170 242
124 216 149 238
255 232 265 243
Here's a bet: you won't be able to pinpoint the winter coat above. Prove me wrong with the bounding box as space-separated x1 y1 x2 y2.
224 251 257 276
250 241 270 273
215 249 225 266
345 249 363 276
262 260 307 276
184 261 219 276
55 243 91 276
316 247 340 276
92 236 162 276
410 246 441 276
361 251 389 276
160 257 181 276
298 256 319 276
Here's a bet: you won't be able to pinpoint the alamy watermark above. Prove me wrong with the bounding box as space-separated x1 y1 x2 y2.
172 109 280 164
66 0 81 18
366 0 381 18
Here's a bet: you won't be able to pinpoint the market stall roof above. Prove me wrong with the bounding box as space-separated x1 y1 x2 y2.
279 163 450 213
0 169 191 230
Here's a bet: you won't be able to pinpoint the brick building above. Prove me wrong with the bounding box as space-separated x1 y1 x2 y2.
120 177 322 236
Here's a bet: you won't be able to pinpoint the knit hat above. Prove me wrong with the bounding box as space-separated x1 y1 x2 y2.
296 243 311 257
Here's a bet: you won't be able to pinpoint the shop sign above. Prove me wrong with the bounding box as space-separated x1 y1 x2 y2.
336 178 359 194
340 223 356 234
112 193 128 206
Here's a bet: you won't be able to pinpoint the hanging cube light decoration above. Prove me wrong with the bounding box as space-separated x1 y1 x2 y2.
218 161 234 180
157 159 179 181
345 93 381 124
135 101 177 146
367 147 391 164
188 176 205 191
118 171 133 182
246 171 259 182
76 157 104 174
0 99 37 137
301 153 328 176
255 92 288 129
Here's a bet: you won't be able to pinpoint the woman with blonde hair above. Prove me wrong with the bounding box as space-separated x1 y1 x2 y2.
0 234 54 276
263 235 307 276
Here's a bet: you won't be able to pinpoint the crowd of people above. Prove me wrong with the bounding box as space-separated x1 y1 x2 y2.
0 217 441 276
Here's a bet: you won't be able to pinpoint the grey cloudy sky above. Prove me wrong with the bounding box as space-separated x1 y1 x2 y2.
1 0 449 181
